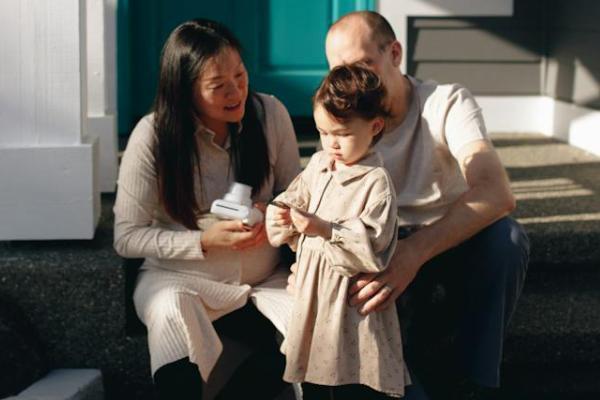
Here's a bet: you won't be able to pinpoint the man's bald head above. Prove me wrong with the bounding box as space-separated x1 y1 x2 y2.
328 11 396 51
325 11 407 120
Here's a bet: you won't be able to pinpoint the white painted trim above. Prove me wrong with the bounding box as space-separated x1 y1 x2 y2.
552 99 600 157
105 0 118 114
476 96 554 135
378 0 514 72
87 0 107 115
86 0 117 114
476 95 600 157
0 0 89 146
88 114 118 192
18 369 103 399
0 137 100 240
0 0 101 240
86 0 118 193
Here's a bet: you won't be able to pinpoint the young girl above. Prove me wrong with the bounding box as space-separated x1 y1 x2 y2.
266 64 410 399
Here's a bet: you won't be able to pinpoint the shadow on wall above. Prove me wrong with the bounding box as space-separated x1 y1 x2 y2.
544 0 600 110
406 0 600 109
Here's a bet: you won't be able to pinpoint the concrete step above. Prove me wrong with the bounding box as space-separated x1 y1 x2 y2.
2 213 591 399
6 369 103 400
505 270 600 365
500 134 600 268
2 132 598 399
499 365 600 399
500 268 600 398
0 196 149 400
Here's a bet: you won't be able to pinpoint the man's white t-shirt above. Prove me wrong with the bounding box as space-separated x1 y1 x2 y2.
375 76 489 226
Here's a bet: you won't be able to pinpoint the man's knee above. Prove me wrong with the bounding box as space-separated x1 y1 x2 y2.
470 217 530 282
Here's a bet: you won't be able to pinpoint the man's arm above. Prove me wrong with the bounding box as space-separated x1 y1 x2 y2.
348 139 515 314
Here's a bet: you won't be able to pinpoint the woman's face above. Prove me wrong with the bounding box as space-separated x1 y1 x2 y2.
193 47 249 131
314 104 383 166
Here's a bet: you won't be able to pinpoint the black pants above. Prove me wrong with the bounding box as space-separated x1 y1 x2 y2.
302 383 394 400
153 302 287 400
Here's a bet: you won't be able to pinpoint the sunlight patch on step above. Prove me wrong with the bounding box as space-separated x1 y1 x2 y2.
512 178 594 200
517 212 600 225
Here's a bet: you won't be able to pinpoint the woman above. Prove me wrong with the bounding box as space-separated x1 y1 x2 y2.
113 19 300 399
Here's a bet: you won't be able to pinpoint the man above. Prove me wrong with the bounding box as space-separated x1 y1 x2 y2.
291 11 530 399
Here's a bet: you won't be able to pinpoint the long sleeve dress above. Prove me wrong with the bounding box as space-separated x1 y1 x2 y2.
113 93 300 381
266 150 410 397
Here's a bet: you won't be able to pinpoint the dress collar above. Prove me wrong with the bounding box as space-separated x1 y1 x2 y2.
316 151 383 184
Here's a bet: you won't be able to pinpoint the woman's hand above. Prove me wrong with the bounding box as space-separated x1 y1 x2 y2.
289 208 331 239
235 203 268 250
201 203 268 251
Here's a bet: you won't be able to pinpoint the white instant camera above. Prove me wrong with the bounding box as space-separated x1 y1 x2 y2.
210 182 263 226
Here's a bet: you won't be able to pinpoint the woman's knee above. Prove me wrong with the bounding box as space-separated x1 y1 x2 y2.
140 288 195 328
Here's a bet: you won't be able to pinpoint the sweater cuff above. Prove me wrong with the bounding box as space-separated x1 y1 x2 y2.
182 230 206 260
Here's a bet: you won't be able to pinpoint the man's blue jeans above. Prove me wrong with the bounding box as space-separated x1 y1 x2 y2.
398 216 530 393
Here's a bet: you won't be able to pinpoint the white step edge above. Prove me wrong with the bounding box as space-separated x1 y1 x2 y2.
4 369 103 400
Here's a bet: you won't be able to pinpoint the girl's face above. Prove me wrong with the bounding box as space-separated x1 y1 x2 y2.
314 104 383 166
193 47 249 132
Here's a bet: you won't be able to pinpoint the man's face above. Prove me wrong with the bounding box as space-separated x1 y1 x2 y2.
325 24 399 87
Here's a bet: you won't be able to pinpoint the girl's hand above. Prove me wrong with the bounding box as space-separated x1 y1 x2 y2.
271 206 292 228
286 262 298 295
290 208 331 239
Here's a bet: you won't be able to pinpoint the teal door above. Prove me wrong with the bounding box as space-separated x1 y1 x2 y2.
118 0 375 135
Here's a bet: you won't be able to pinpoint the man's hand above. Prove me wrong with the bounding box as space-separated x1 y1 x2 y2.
290 208 331 239
348 238 422 315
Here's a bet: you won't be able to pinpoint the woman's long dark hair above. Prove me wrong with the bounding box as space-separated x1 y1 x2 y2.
153 19 270 229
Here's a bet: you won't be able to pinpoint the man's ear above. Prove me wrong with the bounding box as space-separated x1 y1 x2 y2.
390 40 403 68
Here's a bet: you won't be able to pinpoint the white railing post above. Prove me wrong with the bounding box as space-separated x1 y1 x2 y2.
0 0 100 240
87 0 118 193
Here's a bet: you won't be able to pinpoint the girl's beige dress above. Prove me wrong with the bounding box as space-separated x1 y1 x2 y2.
113 94 300 382
266 150 410 397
